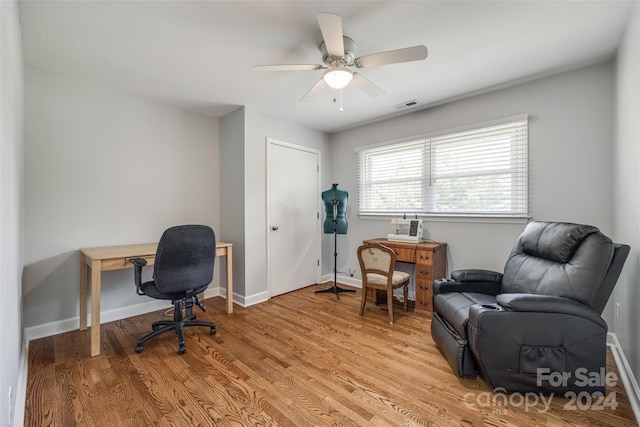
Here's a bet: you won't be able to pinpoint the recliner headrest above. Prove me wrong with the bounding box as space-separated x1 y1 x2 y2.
520 221 600 264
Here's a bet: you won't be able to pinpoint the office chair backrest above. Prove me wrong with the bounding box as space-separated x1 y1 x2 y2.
153 225 216 294
501 221 618 310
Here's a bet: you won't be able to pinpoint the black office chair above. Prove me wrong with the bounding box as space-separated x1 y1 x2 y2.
130 225 217 354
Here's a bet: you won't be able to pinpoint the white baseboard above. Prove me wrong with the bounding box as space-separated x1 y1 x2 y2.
24 287 223 342
321 273 361 288
12 337 28 427
242 290 269 307
607 332 640 424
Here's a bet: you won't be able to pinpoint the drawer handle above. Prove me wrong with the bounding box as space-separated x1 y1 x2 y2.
420 269 429 275
420 255 430 260
419 285 429 290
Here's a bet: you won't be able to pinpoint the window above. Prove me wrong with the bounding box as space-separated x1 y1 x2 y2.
356 115 528 218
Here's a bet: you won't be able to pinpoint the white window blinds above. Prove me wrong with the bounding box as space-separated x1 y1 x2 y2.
356 116 528 217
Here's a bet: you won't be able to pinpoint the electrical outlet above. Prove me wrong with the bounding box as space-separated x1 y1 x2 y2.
615 302 621 323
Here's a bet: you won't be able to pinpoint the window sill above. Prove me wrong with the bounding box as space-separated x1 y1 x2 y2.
358 213 531 224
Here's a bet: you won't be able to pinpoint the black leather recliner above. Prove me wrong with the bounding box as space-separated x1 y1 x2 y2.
431 221 629 394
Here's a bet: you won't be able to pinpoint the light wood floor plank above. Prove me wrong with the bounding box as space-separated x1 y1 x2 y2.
25 283 638 426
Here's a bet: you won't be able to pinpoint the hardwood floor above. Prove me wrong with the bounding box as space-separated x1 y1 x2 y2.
26 283 637 426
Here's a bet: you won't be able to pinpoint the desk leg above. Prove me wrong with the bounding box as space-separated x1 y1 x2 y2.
80 255 88 331
226 248 233 314
90 260 102 357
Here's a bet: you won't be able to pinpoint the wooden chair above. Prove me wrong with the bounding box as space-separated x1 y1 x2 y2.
357 242 410 324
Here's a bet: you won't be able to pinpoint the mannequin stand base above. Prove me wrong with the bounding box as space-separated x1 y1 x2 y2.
315 284 355 300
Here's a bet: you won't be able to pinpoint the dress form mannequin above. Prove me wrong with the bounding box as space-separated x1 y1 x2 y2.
316 184 355 298
322 184 348 234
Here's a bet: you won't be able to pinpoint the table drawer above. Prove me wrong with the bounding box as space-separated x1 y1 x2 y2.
101 258 127 271
98 255 155 271
393 248 416 263
415 278 433 314
416 250 433 265
415 295 432 313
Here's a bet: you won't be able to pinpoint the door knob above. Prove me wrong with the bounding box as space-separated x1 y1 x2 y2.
271 226 279 231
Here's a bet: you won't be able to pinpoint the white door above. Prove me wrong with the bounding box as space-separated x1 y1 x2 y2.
267 139 321 297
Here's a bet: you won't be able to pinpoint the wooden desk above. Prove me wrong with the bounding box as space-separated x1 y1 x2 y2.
80 242 233 357
363 238 447 315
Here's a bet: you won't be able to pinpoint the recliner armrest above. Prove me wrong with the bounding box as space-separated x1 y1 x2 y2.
496 293 606 328
451 269 503 283
467 292 609 394
433 279 502 296
433 269 503 296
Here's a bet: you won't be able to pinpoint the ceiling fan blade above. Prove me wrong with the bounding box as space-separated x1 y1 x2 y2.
300 78 328 103
351 73 386 99
355 45 428 68
253 64 323 72
317 13 344 57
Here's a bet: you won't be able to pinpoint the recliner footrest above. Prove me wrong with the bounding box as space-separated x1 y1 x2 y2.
431 313 477 378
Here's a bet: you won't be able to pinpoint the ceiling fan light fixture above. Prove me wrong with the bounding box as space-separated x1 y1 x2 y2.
323 66 353 89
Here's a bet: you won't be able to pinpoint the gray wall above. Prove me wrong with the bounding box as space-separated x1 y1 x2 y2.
330 62 616 322
1 1 24 424
613 2 640 392
220 106 332 306
23 67 220 329
21 68 333 332
219 107 246 299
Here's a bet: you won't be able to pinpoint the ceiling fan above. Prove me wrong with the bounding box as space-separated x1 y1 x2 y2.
254 13 428 107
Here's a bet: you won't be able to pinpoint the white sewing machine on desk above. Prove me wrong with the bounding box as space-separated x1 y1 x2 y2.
387 218 423 243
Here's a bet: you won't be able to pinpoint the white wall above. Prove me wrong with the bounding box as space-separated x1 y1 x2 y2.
0 1 24 425
23 68 220 330
330 63 616 312
613 2 640 388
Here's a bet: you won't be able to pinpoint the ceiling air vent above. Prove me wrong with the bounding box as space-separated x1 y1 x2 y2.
393 99 419 110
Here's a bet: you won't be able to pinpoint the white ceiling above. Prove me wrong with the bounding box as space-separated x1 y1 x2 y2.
18 0 636 133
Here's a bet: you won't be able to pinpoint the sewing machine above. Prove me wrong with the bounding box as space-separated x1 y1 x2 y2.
387 218 423 243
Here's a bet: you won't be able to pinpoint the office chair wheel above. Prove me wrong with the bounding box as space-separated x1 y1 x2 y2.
179 345 186 355
209 326 216 335
135 344 144 353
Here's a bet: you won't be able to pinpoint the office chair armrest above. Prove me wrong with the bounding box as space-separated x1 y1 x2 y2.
129 257 148 267
129 258 148 295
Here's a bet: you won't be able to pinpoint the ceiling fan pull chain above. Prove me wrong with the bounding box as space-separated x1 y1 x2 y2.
339 88 344 112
